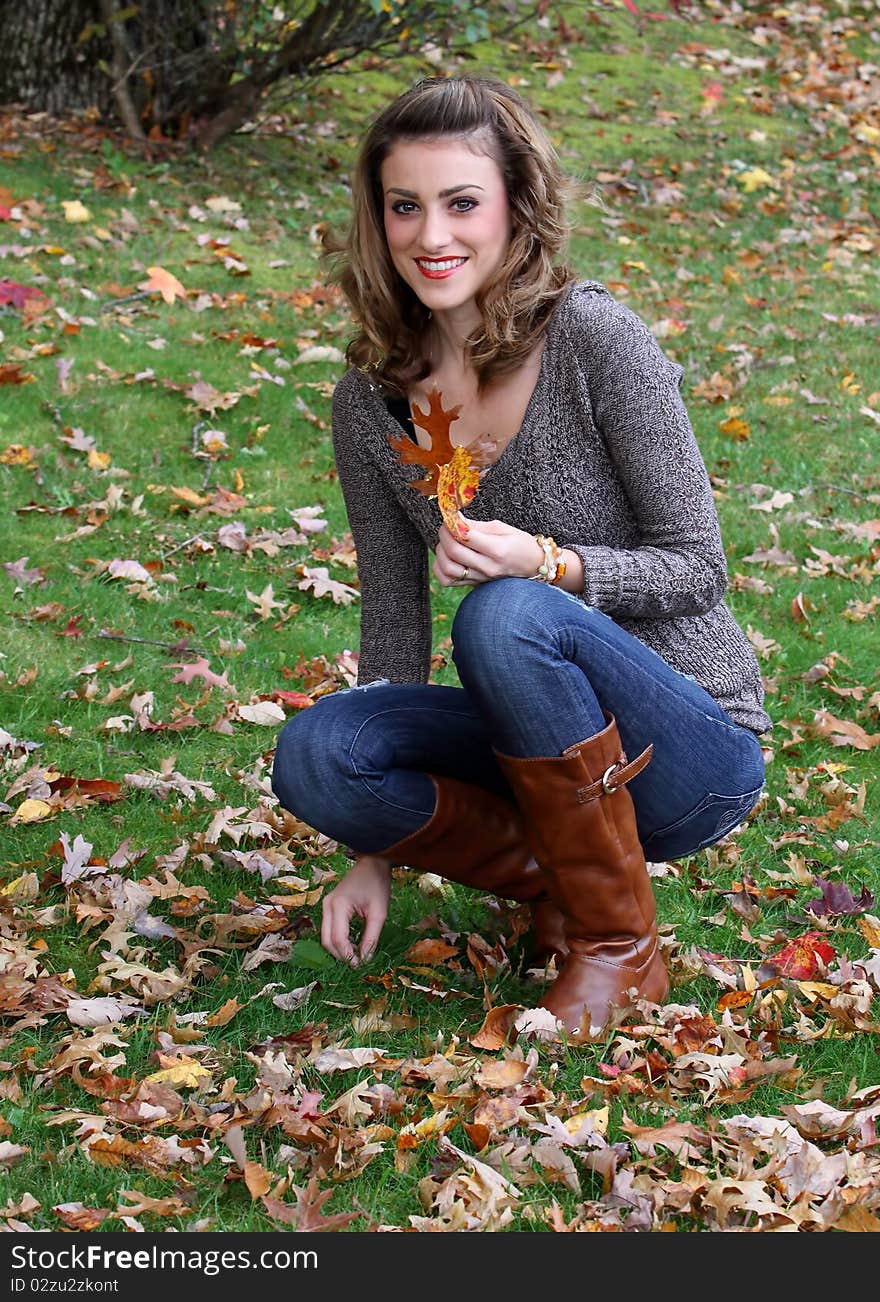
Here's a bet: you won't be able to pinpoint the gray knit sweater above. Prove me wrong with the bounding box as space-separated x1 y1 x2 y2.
331 280 771 734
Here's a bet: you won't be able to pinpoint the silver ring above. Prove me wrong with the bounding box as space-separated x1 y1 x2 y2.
460 565 470 582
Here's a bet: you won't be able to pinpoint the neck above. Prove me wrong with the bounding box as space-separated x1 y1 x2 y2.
428 305 482 374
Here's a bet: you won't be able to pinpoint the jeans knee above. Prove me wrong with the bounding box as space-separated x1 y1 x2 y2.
271 712 312 817
452 578 534 671
271 703 347 823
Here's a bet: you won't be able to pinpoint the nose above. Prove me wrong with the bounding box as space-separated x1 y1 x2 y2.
418 204 452 253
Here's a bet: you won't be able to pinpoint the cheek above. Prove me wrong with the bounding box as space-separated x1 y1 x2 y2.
479 202 511 250
383 214 408 254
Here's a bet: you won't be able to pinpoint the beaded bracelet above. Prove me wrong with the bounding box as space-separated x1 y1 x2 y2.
530 534 567 585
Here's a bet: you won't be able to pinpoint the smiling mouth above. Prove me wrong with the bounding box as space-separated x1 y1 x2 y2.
415 257 468 278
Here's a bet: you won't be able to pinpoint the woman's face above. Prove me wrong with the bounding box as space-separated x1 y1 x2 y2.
380 135 511 319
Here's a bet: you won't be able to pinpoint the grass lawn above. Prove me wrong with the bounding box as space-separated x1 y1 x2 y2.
1 1 878 1233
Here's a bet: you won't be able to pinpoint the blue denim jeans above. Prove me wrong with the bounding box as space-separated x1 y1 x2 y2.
272 579 766 862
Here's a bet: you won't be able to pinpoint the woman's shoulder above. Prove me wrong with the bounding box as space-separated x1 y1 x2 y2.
331 364 381 422
555 279 683 380
557 279 651 337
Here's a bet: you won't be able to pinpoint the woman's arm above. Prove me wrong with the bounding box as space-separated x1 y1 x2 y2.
565 294 728 620
332 379 433 684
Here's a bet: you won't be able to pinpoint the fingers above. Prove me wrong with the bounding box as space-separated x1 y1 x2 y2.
438 519 542 582
320 896 357 965
435 528 484 587
358 907 386 963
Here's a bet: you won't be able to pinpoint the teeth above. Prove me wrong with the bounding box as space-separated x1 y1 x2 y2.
417 258 466 271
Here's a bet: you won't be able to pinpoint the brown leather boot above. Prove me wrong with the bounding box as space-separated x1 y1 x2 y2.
381 774 567 965
495 714 668 1035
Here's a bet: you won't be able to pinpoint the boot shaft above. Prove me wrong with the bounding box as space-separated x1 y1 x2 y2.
495 715 657 940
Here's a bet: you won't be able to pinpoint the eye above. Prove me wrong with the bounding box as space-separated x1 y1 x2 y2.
451 197 477 212
390 200 418 215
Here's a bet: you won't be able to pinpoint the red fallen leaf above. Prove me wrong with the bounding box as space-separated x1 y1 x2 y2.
0 205 12 221
263 690 314 710
622 0 670 17
0 363 35 386
49 775 125 804
765 931 836 980
60 615 84 638
0 279 48 309
805 877 875 918
790 592 811 623
462 1121 491 1151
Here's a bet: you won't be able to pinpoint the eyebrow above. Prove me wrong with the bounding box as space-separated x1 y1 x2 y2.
386 185 485 199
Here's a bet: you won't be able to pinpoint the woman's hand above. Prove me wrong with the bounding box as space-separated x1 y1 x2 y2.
320 854 392 966
434 518 543 587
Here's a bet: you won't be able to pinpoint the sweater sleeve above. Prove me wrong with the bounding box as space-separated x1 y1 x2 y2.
567 292 728 620
331 378 433 685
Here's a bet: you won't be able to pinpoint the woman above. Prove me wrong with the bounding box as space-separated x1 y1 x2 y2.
271 75 771 1036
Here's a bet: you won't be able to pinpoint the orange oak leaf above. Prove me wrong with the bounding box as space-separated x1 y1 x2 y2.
388 387 478 541
388 387 461 493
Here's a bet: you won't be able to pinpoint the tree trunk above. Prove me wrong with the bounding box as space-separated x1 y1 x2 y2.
0 1 517 152
0 0 113 115
0 0 214 133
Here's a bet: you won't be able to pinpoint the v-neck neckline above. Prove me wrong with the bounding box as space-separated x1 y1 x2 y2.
373 279 578 491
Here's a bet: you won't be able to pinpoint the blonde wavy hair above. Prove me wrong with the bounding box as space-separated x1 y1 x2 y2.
325 75 578 395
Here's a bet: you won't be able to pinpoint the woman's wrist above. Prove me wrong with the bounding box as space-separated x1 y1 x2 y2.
524 536 583 592
556 548 584 593
355 853 392 872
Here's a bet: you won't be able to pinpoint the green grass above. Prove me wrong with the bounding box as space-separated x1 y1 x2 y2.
1 1 878 1233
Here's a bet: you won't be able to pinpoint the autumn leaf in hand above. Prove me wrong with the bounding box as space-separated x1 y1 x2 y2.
438 446 479 542
388 387 480 540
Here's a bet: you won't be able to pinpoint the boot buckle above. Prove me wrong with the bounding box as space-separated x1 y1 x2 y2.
601 763 621 794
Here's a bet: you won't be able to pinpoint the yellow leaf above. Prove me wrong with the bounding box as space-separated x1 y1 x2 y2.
62 199 91 223
146 1059 212 1088
566 1105 609 1136
399 1108 450 1143
10 798 54 825
737 168 777 193
719 416 751 441
858 915 880 948
142 265 186 305
0 875 26 896
0 445 37 467
170 485 210 506
87 449 112 470
795 981 840 1002
437 445 478 542
854 123 880 145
